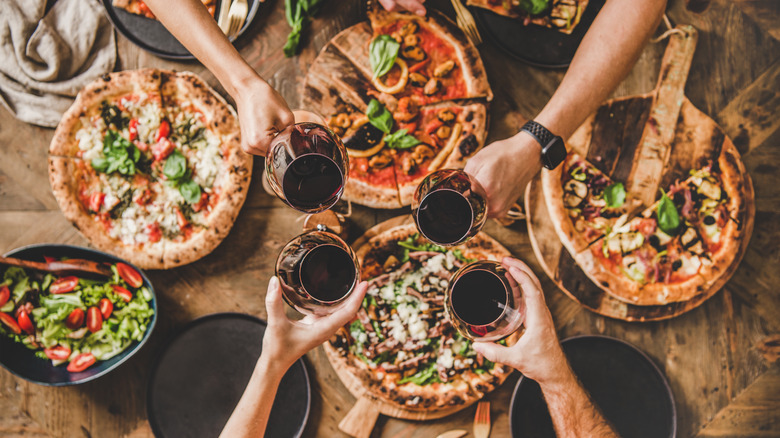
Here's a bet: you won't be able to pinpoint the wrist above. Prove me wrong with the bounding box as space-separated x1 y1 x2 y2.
221 66 269 100
510 131 544 171
256 350 294 380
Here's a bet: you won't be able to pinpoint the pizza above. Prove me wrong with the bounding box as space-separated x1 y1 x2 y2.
466 0 589 34
325 224 517 411
543 151 747 305
48 69 252 270
112 0 217 19
303 9 491 209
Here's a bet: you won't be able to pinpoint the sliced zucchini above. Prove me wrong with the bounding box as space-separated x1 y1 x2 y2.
619 232 644 254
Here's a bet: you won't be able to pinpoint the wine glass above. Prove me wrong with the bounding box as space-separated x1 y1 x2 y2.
275 230 360 316
412 169 488 246
265 110 349 213
445 260 525 341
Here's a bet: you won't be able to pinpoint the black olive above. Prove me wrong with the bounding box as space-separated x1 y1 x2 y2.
458 134 479 156
648 234 661 250
343 122 384 151
672 260 682 271
703 215 716 225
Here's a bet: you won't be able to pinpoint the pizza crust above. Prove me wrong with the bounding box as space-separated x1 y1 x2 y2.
541 155 597 254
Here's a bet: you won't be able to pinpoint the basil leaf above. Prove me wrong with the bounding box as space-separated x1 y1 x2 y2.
657 191 680 235
163 151 188 181
91 157 109 173
96 130 140 176
604 182 626 208
369 35 400 79
384 129 421 150
179 180 202 204
366 99 393 134
519 0 549 15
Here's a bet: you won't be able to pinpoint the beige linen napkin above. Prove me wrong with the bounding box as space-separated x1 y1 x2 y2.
0 0 116 127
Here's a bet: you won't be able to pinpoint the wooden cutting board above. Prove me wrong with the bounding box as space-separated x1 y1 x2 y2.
526 26 755 321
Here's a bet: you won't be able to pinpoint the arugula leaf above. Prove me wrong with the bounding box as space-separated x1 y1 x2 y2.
384 129 420 150
519 0 549 15
369 35 400 79
657 190 680 235
398 362 439 385
366 99 393 134
604 182 626 208
179 180 202 204
163 151 188 181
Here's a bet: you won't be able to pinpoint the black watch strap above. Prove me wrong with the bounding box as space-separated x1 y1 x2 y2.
520 120 567 170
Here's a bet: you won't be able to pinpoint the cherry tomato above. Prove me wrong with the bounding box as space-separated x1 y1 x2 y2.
17 310 34 334
147 222 162 243
0 312 21 334
44 345 71 361
128 118 139 141
67 353 96 373
65 308 85 330
0 285 9 308
14 302 33 318
156 120 170 141
175 207 188 229
87 307 103 333
50 276 79 294
152 138 175 161
43 256 57 263
99 298 113 319
111 285 133 303
191 192 209 213
136 141 149 152
134 188 153 206
88 192 105 212
116 263 143 288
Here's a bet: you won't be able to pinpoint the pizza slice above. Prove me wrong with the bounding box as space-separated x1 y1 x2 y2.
113 0 216 20
331 9 492 107
466 0 589 34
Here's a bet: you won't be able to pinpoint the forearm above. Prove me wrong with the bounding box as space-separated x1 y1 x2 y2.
536 0 666 139
219 355 290 438
541 369 619 438
142 0 263 96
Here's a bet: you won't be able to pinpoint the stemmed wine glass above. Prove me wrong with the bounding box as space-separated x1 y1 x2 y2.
411 169 488 246
445 260 525 341
275 229 360 316
265 111 349 213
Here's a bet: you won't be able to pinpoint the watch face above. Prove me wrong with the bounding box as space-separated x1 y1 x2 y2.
543 137 567 170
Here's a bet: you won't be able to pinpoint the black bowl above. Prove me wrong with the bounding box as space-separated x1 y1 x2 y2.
0 244 157 386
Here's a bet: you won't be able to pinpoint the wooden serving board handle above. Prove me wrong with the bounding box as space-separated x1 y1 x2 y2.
339 396 382 438
627 25 698 206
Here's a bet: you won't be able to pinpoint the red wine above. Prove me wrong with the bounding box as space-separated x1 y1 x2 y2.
299 244 356 302
451 269 507 326
282 153 344 211
417 189 473 245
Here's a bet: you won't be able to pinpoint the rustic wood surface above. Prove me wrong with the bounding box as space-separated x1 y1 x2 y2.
0 0 778 437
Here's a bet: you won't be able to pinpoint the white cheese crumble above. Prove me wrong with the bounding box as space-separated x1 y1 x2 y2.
437 348 454 369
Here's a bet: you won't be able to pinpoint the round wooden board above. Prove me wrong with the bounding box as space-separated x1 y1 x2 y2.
526 102 755 321
326 215 513 422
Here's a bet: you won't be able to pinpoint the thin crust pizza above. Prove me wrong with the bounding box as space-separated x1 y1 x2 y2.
466 0 589 34
49 69 252 269
113 0 217 20
325 224 517 411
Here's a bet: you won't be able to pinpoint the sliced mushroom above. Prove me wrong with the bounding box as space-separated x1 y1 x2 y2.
399 21 419 36
369 151 393 169
409 72 428 87
698 179 721 200
401 154 417 175
680 227 699 249
564 192 583 208
435 125 452 139
437 109 456 123
433 60 456 78
404 34 420 47
411 144 435 162
401 45 426 62
564 179 588 199
423 78 441 95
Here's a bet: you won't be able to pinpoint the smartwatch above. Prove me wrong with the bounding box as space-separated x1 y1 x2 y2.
520 120 567 170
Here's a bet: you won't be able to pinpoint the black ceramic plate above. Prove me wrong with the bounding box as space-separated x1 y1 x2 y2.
510 335 676 438
147 313 311 438
102 0 263 60
470 0 605 68
0 244 157 386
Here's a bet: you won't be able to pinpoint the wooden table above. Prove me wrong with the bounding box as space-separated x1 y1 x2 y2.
1 0 779 436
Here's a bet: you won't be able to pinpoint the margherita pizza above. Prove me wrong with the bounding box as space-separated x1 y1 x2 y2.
543 150 747 305
303 9 491 208
466 0 589 34
325 224 517 411
49 69 252 269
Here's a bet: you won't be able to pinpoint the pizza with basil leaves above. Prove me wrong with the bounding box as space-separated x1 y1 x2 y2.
303 9 490 208
325 224 517 411
543 151 747 305
466 0 590 34
49 69 252 269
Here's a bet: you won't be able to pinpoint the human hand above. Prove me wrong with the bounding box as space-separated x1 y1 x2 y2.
472 258 572 388
231 78 294 156
464 133 543 218
261 276 368 370
378 0 427 15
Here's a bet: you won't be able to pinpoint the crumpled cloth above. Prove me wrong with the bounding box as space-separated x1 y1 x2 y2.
0 0 116 127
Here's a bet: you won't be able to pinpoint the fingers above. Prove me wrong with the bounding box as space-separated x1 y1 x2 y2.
502 257 542 289
507 267 550 329
328 281 369 328
472 341 513 367
379 0 426 15
264 276 287 323
240 128 273 156
275 107 295 132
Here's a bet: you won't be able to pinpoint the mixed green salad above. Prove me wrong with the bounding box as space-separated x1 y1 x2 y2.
0 261 154 373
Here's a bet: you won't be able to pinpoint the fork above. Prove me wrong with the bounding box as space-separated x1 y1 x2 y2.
450 0 482 46
226 0 248 39
474 401 491 438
